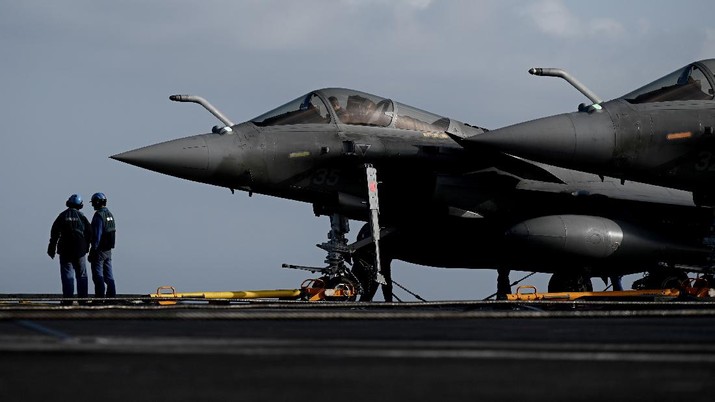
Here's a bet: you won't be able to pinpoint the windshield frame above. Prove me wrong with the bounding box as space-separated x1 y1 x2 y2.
620 61 715 104
251 92 333 127
249 88 454 135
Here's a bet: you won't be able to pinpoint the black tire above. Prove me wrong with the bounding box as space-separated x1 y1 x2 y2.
633 269 688 290
548 272 594 292
325 276 358 301
659 271 689 289
351 254 379 301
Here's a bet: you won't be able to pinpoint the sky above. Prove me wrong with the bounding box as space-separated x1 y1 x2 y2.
2 0 714 301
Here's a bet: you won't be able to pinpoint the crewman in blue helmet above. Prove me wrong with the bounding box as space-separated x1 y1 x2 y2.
88 192 117 299
47 194 92 305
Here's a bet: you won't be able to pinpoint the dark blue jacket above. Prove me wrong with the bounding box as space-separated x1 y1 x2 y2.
49 208 92 259
91 207 116 251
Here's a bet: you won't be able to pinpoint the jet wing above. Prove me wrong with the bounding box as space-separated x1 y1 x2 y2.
463 149 566 184
514 162 697 207
448 129 696 207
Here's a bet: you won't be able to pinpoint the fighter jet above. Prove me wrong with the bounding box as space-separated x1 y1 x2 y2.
460 59 715 206
112 88 712 300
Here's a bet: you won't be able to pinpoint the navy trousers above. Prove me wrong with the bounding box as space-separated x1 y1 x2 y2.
59 255 88 304
91 250 116 297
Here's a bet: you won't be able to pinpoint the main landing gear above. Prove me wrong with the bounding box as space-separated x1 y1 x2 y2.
546 271 623 293
548 271 594 293
632 264 689 290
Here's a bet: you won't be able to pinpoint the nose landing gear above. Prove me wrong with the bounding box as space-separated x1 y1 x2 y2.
283 164 393 301
282 213 361 301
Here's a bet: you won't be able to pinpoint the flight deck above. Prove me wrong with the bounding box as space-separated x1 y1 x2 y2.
2 295 714 401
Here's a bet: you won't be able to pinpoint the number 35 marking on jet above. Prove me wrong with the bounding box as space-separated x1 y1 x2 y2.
694 151 715 172
312 168 340 186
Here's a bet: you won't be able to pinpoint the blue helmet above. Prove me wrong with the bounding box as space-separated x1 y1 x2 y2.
91 192 107 208
66 194 83 209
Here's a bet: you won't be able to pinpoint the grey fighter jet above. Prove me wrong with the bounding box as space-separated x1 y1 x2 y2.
460 59 715 206
112 88 712 300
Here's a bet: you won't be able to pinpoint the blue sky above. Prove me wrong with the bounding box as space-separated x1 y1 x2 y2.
1 0 714 300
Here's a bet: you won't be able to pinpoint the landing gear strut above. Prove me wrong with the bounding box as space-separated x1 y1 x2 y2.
496 267 511 300
319 213 352 273
609 275 624 291
282 213 360 300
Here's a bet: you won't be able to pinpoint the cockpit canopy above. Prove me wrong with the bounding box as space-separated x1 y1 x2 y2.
621 59 715 104
251 88 450 133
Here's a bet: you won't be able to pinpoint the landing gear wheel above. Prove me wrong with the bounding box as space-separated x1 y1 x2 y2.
660 271 689 289
548 272 593 292
324 276 358 301
633 269 688 290
351 223 379 301
351 254 378 301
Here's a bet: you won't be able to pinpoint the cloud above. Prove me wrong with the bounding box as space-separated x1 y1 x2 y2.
588 17 626 37
1 1 439 53
524 0 578 37
522 0 625 39
341 0 433 9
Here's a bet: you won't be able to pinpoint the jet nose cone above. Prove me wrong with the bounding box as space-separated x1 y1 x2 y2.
467 114 577 164
465 110 617 172
111 135 210 180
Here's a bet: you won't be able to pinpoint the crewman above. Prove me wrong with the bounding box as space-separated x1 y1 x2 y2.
88 192 117 298
47 194 92 305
